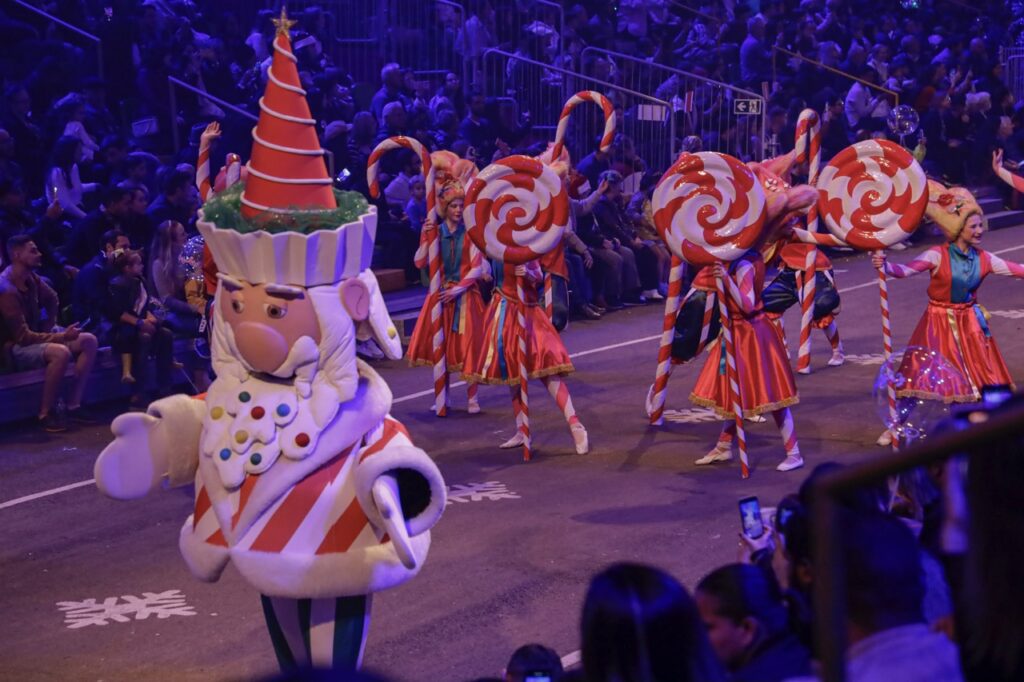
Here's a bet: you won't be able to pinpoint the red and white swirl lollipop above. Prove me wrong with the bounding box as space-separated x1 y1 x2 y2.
465 155 568 463
652 152 767 268
816 138 927 251
465 155 568 264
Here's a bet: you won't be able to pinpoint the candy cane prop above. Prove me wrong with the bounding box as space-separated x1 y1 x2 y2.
197 139 212 201
466 155 569 461
794 109 821 374
551 91 616 163
652 152 767 477
368 137 447 416
649 256 685 425
817 139 927 442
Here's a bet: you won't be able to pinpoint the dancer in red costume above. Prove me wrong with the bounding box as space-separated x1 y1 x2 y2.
463 258 590 454
406 178 489 413
872 187 1024 401
690 242 805 472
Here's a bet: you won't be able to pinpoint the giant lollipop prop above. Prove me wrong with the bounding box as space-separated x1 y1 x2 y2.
367 136 447 416
651 152 768 477
465 155 569 461
817 139 928 442
794 109 821 374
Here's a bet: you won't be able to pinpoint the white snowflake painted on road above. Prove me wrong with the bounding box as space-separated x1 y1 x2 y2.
842 353 887 366
57 590 196 629
988 309 1024 319
446 481 520 504
663 408 723 424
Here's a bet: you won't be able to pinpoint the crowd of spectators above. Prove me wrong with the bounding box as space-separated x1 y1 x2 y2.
1 0 1023 431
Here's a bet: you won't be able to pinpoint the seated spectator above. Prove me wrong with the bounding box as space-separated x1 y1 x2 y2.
2 85 45 196
149 219 201 338
575 147 611 194
695 564 812 682
0 235 98 431
0 128 23 186
65 185 135 267
405 176 427 233
124 185 154 249
504 644 563 682
107 249 176 404
374 101 409 146
147 168 197 231
592 170 661 302
70 228 130 341
383 150 420 213
458 89 496 168
839 511 963 682
45 136 99 220
370 63 412 125
581 563 724 682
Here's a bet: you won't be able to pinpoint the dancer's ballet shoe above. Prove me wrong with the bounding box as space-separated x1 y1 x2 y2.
876 429 894 447
571 423 590 455
828 350 845 367
695 443 733 465
776 454 805 472
500 431 526 449
467 397 481 414
797 366 812 375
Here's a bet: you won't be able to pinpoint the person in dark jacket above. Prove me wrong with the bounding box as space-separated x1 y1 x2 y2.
106 249 175 405
696 563 812 682
591 170 660 302
71 229 129 341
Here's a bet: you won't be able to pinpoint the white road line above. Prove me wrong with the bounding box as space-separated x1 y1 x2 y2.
7 241 1024 511
0 479 96 510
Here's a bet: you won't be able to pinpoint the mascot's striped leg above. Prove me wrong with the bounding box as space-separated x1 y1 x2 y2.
261 594 372 671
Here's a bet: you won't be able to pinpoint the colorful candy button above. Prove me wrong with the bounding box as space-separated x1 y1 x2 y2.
210 406 224 420
250 453 262 466
276 404 290 417
219 448 231 461
238 391 251 403
295 433 310 447
235 430 249 444
251 406 266 419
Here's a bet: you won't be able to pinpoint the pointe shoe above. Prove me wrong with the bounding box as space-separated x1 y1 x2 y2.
797 366 812 375
467 397 481 414
500 431 526 449
776 454 805 472
828 350 845 367
571 423 590 454
746 414 766 423
876 429 894 447
695 443 733 465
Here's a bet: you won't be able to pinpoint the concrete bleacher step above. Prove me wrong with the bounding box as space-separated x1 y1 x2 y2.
985 209 1024 231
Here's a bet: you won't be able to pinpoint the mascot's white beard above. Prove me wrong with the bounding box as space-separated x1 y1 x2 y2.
211 280 360 415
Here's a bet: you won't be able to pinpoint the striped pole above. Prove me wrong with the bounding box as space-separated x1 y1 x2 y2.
716 273 749 479
543 273 554 320
649 256 685 425
196 142 212 201
368 137 447 416
551 91 616 161
795 109 821 374
877 253 898 447
225 153 242 186
516 276 532 461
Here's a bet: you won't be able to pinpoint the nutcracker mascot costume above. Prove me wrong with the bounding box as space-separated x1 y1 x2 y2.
93 9 446 672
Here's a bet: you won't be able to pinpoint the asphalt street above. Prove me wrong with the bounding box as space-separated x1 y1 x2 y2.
3 226 1024 681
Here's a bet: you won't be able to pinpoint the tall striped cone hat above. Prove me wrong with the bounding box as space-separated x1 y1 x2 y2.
240 7 336 219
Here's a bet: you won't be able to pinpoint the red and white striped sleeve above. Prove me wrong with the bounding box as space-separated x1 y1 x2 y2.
723 259 758 314
886 247 941 278
455 240 487 289
413 227 430 269
790 227 846 248
987 252 1024 278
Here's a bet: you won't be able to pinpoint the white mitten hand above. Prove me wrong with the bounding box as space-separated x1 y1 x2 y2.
94 412 167 500
371 475 417 569
94 395 205 499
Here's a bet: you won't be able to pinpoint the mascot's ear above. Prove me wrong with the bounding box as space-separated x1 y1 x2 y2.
340 277 371 321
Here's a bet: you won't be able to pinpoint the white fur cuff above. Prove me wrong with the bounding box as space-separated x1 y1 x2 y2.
354 444 446 538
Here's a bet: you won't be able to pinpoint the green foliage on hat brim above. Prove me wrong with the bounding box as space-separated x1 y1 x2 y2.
201 182 371 234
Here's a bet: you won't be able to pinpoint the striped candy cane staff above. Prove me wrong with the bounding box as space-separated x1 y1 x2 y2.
716 271 750 479
368 136 447 416
649 256 685 425
465 155 569 461
795 109 821 374
197 139 212 201
877 253 898 443
551 91 616 163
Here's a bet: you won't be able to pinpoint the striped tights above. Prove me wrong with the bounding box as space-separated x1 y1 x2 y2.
716 408 800 457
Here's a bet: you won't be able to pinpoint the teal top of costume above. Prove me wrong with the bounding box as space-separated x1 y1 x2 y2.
948 243 980 304
440 221 466 284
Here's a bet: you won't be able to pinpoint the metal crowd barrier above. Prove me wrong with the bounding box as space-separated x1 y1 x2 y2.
1005 55 1024 107
8 0 104 78
581 47 766 162
167 77 258 157
481 48 676 174
811 398 1024 681
772 46 900 108
491 0 564 57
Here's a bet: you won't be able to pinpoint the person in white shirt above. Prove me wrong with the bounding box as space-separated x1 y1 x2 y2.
844 67 890 129
45 136 98 220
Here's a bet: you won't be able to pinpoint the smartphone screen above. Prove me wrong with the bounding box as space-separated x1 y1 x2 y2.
739 496 764 538
981 384 1013 408
524 674 552 682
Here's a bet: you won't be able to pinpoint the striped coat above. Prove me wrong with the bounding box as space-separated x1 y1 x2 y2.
179 364 446 599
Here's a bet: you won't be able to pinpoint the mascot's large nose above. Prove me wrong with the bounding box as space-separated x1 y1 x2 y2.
235 322 289 374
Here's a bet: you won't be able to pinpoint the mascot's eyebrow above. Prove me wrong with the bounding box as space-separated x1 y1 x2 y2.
265 283 305 299
219 274 244 291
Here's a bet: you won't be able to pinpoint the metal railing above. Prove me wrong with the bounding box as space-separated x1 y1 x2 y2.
810 398 1024 681
8 0 104 78
581 47 766 162
491 0 564 59
481 48 676 174
166 77 258 156
386 0 469 91
772 46 900 107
